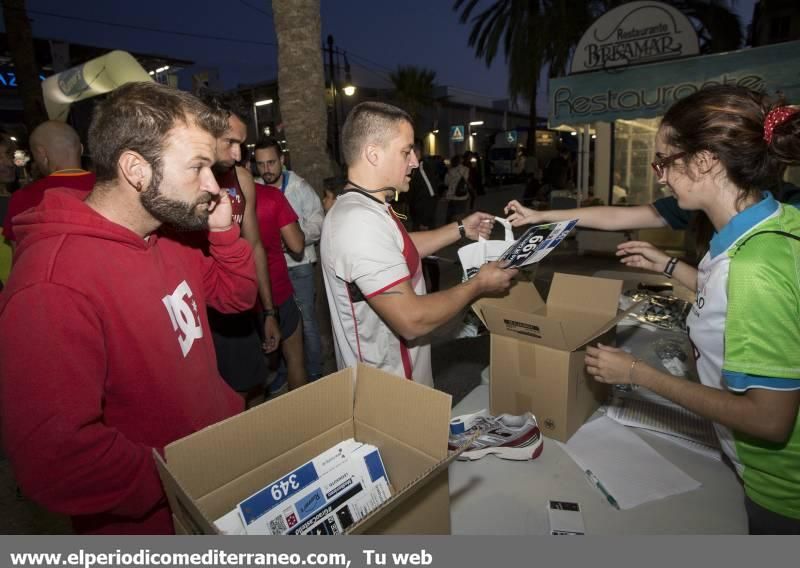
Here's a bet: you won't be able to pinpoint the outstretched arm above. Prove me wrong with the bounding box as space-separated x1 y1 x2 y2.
505 200 668 231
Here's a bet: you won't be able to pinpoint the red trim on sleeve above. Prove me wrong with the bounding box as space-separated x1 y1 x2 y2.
364 275 411 299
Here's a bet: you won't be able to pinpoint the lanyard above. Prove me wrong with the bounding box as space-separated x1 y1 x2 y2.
342 184 407 220
280 171 290 194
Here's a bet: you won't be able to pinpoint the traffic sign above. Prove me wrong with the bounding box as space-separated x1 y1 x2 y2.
504 130 518 144
450 125 465 142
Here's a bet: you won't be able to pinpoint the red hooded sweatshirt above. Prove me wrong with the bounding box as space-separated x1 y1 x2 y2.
0 189 255 534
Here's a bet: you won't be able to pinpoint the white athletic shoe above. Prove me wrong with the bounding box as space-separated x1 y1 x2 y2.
449 409 544 461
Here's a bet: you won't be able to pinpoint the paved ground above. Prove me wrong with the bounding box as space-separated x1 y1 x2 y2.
0 183 638 534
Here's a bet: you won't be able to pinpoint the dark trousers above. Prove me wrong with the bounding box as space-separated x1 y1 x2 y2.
745 495 800 534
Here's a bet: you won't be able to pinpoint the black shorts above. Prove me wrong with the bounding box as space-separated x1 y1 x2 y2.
277 297 301 338
208 308 268 393
260 297 301 340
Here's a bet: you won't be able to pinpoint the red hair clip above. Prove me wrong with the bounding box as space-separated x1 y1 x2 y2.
764 106 799 144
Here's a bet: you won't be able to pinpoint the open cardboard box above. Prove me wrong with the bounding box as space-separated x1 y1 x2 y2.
473 273 640 442
155 364 460 534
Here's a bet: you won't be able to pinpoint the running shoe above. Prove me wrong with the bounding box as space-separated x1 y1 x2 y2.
448 409 543 461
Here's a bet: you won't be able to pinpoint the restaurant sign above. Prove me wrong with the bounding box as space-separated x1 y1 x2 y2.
550 40 800 126
570 1 699 74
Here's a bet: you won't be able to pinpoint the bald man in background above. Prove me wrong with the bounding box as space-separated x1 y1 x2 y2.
2 121 95 251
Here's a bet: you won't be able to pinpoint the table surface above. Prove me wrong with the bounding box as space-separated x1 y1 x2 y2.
448 323 747 535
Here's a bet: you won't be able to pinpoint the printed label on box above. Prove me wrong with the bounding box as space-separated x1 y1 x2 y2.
237 439 361 528
239 441 391 535
504 319 542 338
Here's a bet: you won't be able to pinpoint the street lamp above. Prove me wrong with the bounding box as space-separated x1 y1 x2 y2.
253 98 274 140
342 52 356 96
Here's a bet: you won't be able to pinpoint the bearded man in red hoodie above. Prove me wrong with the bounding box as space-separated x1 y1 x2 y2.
0 82 257 534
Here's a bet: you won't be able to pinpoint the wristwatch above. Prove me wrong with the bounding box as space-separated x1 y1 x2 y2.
263 308 277 318
663 257 679 279
457 221 467 239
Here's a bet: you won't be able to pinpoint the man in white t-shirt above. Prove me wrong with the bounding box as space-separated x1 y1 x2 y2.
321 101 517 386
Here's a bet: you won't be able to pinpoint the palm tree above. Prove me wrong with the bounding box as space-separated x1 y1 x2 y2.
272 0 333 194
673 1 743 54
454 0 548 162
2 0 47 132
454 0 742 161
388 65 438 132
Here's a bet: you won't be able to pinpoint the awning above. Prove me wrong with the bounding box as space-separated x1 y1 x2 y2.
549 40 800 127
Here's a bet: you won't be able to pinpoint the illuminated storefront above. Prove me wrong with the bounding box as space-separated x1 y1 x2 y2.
549 4 800 205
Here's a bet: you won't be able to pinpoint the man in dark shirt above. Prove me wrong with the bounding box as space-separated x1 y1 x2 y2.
408 141 441 291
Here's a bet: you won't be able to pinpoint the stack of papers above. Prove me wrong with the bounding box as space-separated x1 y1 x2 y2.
215 439 391 535
605 391 721 461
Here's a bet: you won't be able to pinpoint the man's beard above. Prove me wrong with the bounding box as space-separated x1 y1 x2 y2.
261 170 281 185
212 160 234 176
140 167 214 231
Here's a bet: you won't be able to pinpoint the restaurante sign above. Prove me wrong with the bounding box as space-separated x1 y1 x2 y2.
570 1 699 74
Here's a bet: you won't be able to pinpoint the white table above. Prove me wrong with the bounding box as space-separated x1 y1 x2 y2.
448 322 747 535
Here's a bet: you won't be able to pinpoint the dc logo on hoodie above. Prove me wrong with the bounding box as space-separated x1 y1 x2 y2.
162 280 203 357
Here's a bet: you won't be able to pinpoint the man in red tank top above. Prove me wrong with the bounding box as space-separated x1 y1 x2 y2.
203 97 282 397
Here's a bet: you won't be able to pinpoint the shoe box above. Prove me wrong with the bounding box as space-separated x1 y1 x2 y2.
155 364 461 535
472 273 641 442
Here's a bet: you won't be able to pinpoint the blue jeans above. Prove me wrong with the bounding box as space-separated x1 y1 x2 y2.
277 262 323 381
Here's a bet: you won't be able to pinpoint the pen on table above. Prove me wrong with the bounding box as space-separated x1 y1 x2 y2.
585 469 620 510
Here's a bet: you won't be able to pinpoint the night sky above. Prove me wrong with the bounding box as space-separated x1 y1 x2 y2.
2 0 756 109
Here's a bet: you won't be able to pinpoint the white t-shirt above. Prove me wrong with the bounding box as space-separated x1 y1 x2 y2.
320 191 433 386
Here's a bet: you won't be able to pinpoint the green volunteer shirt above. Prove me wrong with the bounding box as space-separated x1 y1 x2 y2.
687 193 800 520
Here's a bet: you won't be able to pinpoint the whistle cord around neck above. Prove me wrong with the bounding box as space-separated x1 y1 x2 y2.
346 179 399 201
343 181 407 220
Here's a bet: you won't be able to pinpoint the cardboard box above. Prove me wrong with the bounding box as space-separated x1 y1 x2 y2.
155 364 459 535
473 273 636 442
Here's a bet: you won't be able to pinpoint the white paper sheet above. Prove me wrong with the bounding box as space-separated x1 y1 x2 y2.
558 416 701 510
